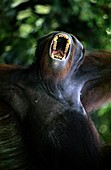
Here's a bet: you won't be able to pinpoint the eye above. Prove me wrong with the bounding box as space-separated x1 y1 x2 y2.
49 33 72 61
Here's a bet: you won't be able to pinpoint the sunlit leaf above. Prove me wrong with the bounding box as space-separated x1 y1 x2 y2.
35 5 51 14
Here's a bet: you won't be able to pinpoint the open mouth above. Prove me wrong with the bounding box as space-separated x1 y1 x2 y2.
49 33 72 61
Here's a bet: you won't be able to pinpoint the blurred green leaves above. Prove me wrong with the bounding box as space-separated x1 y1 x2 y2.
0 0 111 64
92 104 111 142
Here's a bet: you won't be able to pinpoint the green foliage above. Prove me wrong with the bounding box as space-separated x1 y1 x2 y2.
0 0 111 64
0 0 111 141
91 103 111 142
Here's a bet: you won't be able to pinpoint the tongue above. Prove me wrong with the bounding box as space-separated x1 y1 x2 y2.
52 50 64 57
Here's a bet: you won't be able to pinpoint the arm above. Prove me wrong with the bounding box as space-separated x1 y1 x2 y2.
0 101 29 169
80 51 111 113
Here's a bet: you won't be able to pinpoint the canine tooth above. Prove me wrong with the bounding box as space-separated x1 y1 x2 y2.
51 53 54 58
64 43 70 53
66 43 70 47
53 35 58 41
67 39 71 44
53 41 57 50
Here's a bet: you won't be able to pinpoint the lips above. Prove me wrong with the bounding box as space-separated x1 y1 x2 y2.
49 33 72 61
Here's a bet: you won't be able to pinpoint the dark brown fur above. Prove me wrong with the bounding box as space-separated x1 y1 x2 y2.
0 32 111 169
